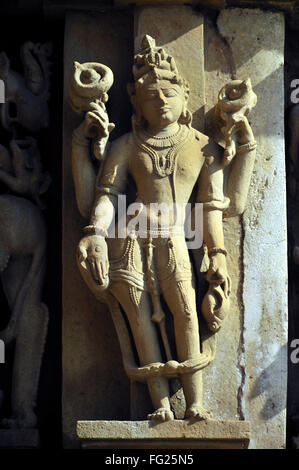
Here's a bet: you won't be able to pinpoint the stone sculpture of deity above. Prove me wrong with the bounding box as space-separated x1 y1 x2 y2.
70 35 257 422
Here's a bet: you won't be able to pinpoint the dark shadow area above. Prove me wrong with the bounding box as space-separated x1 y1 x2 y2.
0 10 63 448
249 343 287 420
285 17 299 449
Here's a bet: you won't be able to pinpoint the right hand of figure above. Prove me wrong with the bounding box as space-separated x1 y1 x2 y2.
231 114 254 145
77 235 109 286
76 101 115 140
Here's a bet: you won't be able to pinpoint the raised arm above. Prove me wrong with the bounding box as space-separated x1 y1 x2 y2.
214 78 257 217
69 60 115 219
224 115 257 217
88 134 130 235
71 101 113 219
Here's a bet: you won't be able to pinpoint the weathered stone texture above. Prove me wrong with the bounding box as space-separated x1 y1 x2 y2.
77 419 250 449
205 9 287 448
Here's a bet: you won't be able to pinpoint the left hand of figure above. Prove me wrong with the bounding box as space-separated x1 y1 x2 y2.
206 253 231 298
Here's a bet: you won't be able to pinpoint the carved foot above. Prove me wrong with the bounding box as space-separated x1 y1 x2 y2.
147 408 174 422
185 404 213 421
1 410 37 429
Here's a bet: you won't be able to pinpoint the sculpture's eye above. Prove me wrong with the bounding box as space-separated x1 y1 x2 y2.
162 89 177 98
144 90 157 100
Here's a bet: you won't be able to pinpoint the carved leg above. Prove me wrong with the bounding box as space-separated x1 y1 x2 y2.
1 250 48 429
111 281 173 422
162 279 212 420
1 301 48 429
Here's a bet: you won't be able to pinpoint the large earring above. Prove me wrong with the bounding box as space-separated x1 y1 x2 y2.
179 105 192 127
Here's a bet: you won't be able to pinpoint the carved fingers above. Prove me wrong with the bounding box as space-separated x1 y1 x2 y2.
232 114 254 144
206 253 231 298
77 235 109 286
77 241 88 264
75 101 115 160
77 101 114 140
88 101 110 135
222 273 231 298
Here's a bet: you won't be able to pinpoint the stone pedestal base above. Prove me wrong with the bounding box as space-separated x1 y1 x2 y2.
0 429 40 448
77 420 250 449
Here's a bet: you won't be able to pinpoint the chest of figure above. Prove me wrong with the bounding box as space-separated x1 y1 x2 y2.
129 136 204 186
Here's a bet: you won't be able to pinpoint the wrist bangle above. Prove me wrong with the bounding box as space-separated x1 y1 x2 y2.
72 130 89 147
208 247 227 257
83 225 107 238
236 140 257 154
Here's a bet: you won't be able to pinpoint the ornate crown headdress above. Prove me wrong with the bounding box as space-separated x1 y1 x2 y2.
128 35 192 127
132 35 180 86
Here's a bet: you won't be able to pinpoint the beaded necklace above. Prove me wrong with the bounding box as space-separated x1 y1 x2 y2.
133 122 190 178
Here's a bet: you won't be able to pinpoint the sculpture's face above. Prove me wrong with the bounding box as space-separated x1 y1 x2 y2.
137 79 184 130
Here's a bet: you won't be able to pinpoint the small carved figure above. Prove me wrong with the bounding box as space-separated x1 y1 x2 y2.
0 140 50 428
0 193 48 428
0 138 51 209
0 41 51 430
0 41 51 132
70 36 257 421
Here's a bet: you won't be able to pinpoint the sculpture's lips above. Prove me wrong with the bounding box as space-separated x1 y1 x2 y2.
157 107 170 114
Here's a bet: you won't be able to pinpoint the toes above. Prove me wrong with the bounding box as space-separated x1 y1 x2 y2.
163 410 174 422
147 408 174 422
185 405 213 421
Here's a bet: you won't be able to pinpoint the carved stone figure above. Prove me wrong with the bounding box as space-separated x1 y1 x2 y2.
70 35 257 421
0 41 51 132
0 138 51 208
0 191 48 428
0 42 51 431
